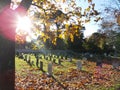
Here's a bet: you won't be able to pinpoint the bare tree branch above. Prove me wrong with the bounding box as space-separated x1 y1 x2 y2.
19 0 33 10
15 0 33 16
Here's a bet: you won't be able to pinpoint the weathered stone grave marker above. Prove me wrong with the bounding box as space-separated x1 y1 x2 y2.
53 59 56 63
40 61 43 70
76 60 82 70
25 55 27 61
65 55 67 60
46 56 49 60
27 56 31 64
31 61 35 66
47 62 52 76
43 54 45 59
83 57 87 60
39 55 42 59
96 59 102 68
49 55 52 61
68 57 72 62
112 60 119 69
23 54 25 60
61 56 63 59
58 59 61 65
36 56 39 67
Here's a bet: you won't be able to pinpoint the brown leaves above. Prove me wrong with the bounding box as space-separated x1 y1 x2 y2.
15 58 120 90
88 0 92 3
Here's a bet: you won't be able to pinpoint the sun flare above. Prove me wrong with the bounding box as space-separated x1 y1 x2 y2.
16 16 32 33
16 16 33 42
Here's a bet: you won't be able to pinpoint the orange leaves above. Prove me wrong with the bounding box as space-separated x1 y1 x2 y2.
16 34 26 44
88 0 92 3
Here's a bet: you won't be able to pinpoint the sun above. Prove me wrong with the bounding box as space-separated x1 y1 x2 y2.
16 16 33 42
16 16 32 33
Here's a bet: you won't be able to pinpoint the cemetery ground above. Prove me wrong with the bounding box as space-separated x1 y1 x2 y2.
15 54 120 90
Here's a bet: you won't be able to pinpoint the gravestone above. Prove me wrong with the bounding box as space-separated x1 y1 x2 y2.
18 53 24 59
90 54 93 58
43 54 45 59
39 56 42 59
104 53 107 57
68 57 72 62
112 60 119 69
65 56 67 60
28 56 31 64
83 57 87 60
61 56 63 59
47 62 52 76
36 57 39 67
25 55 28 61
46 56 49 60
76 60 82 70
49 55 52 61
31 61 35 66
58 59 61 65
96 59 102 68
40 61 43 70
53 59 56 63
23 54 25 61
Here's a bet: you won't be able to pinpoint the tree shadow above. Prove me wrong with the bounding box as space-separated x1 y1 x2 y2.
51 75 67 90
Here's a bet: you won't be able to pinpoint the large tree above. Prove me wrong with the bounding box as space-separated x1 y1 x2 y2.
23 0 100 49
0 0 32 90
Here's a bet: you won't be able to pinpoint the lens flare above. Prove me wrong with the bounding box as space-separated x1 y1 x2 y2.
16 16 32 33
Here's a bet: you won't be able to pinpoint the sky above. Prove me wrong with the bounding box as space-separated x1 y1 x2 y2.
76 0 120 37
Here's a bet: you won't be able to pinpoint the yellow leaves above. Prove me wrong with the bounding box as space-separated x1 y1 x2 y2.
43 38 47 42
52 38 57 45
65 24 69 29
55 0 66 3
33 0 38 3
33 0 43 4
99 38 104 49
31 43 38 50
59 34 63 39
41 32 45 37
70 34 74 42
86 6 91 12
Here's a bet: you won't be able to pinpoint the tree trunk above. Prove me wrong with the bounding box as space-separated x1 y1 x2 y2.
0 35 15 90
0 0 32 90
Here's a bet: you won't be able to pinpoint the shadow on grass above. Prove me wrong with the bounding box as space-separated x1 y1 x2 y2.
51 75 67 90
